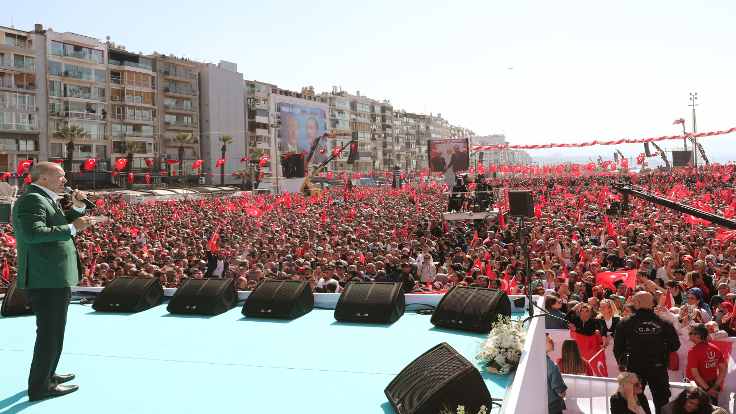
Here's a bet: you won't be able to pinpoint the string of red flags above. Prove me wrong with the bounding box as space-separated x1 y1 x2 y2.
470 126 736 152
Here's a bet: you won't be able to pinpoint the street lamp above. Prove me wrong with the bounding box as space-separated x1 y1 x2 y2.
689 92 698 168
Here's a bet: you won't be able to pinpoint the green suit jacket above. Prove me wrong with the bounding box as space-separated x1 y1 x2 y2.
12 185 85 289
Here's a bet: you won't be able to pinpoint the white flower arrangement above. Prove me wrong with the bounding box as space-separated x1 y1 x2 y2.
440 404 488 414
476 316 525 375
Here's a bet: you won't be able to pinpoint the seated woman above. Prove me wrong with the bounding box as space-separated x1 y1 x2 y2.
556 339 588 375
609 372 651 414
661 386 713 414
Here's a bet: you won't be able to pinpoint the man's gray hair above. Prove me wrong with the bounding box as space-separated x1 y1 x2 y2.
29 161 63 182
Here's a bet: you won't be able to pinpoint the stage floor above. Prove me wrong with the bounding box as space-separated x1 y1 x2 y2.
0 302 520 414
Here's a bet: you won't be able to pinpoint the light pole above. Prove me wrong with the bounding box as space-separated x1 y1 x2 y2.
689 92 698 168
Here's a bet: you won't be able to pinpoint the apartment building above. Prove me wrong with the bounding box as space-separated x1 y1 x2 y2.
0 25 44 172
107 44 157 170
44 29 109 170
245 79 275 159
472 134 531 167
199 61 245 184
153 53 200 167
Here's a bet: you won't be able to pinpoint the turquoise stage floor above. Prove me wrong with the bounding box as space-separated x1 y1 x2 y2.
0 302 519 414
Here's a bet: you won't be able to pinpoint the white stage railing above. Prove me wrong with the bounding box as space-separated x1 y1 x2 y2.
562 374 691 414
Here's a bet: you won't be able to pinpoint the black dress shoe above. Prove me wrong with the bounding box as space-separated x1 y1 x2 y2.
51 373 75 385
29 384 79 402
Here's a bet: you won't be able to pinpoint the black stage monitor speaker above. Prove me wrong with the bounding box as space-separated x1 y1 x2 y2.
384 342 492 414
243 280 313 319
168 278 236 315
672 150 692 167
334 282 405 324
508 190 533 217
431 286 512 333
1 281 32 316
93 276 163 313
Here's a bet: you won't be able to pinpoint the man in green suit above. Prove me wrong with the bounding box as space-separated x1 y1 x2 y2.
12 161 96 401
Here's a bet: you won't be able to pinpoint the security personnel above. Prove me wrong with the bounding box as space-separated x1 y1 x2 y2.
474 174 492 211
614 292 680 414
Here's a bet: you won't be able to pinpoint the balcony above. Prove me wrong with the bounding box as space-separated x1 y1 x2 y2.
0 122 38 132
4 38 31 49
112 114 154 123
165 121 196 129
0 80 36 92
163 86 194 96
108 59 154 72
164 102 194 112
0 103 35 112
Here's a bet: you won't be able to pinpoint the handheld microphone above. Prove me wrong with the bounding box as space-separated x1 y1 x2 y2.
64 186 96 210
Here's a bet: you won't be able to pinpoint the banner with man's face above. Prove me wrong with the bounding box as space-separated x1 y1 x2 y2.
427 138 469 173
277 103 329 166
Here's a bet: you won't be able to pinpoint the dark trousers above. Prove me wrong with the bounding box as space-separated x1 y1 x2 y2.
633 365 670 414
27 287 71 397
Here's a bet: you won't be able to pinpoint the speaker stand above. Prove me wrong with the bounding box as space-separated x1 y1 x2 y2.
517 216 533 319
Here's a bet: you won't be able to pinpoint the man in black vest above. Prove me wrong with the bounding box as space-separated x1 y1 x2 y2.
614 292 680 414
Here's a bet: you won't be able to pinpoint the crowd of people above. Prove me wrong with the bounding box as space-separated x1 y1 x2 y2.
2 163 736 412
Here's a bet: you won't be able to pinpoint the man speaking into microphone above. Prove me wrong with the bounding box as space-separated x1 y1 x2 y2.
12 161 101 402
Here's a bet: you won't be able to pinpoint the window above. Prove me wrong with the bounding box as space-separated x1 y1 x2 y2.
50 41 64 56
95 145 106 159
94 69 106 83
50 143 63 158
63 64 94 81
48 60 63 76
0 138 15 151
18 139 35 151
13 55 34 70
48 100 63 116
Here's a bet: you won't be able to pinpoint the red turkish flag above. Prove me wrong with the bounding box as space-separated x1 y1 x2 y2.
258 156 269 168
215 159 225 168
586 347 609 377
192 159 203 169
114 158 128 171
144 158 154 168
595 269 637 291
17 159 32 176
127 173 134 184
246 207 262 217
23 175 32 184
144 173 152 185
82 158 97 172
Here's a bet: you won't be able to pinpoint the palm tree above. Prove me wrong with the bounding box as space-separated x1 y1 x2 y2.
219 135 233 186
53 125 89 185
173 132 193 184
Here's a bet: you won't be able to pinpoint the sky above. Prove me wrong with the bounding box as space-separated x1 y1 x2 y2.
5 0 736 162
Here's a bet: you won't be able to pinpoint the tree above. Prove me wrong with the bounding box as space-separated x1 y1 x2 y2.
53 125 89 185
219 135 233 186
173 132 193 184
